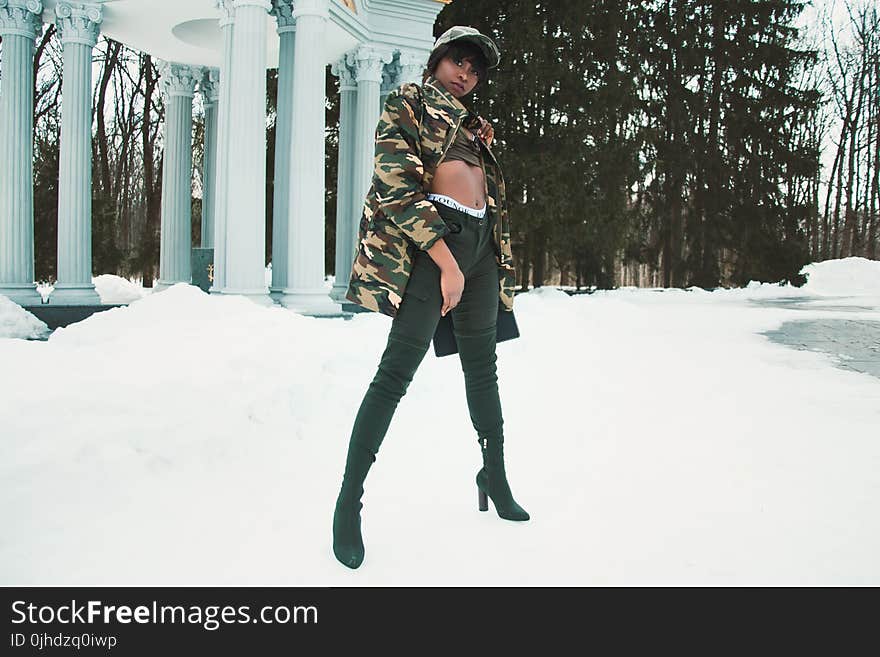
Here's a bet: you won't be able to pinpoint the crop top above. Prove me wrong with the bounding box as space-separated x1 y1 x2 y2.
443 126 482 167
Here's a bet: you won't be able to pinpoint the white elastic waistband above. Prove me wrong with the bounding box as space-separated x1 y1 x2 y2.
426 193 487 218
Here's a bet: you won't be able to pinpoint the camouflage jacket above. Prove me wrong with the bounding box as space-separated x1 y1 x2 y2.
344 73 516 318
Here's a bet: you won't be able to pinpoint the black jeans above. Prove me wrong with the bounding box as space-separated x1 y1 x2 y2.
348 201 503 456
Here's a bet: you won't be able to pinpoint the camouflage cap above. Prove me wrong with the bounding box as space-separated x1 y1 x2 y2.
432 25 501 69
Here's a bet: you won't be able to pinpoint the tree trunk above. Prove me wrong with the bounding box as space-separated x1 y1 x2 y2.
96 39 121 199
842 59 868 256
141 54 160 288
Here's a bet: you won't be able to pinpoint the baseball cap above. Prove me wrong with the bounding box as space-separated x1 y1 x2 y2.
432 25 501 69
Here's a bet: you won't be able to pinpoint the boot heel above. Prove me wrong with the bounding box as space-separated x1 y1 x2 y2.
478 487 488 511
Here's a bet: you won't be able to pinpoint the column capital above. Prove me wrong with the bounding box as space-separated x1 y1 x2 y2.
215 0 234 27
330 57 356 91
270 0 295 33
396 49 429 85
381 55 400 95
157 61 204 99
346 45 394 84
200 68 221 106
0 0 43 40
55 1 102 47
233 0 272 10
291 0 327 21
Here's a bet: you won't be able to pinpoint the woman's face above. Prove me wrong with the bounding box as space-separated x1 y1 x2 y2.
433 53 480 98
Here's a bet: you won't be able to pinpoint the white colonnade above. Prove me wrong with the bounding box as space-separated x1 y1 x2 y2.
0 0 441 318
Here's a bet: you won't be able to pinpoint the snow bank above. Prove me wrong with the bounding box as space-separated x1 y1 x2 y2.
47 281 297 348
0 294 50 340
800 257 880 296
93 274 149 304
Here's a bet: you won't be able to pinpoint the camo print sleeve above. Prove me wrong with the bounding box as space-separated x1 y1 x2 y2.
372 88 451 252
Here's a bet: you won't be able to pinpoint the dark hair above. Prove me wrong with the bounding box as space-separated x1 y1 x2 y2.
422 40 489 90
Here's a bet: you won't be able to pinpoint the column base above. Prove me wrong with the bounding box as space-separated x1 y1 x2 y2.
0 284 43 306
328 283 350 304
48 283 101 306
153 279 193 293
279 288 348 317
219 288 277 307
269 286 285 304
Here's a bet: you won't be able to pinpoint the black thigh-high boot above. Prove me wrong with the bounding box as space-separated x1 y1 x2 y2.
455 328 529 521
333 334 430 568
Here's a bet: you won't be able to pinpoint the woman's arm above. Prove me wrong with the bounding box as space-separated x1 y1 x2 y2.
373 87 465 315
372 88 451 252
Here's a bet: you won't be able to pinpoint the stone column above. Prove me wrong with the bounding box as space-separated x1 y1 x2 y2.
0 0 43 305
209 0 235 294
221 0 273 305
200 69 220 248
349 45 393 213
49 1 102 305
269 0 295 300
278 0 338 315
154 62 202 292
330 56 357 303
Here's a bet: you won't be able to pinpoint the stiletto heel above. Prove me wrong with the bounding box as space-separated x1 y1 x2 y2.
476 452 530 521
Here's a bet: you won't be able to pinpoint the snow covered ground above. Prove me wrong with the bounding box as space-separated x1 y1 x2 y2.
1 257 879 585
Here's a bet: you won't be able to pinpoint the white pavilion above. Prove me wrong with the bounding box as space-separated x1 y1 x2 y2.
0 0 449 316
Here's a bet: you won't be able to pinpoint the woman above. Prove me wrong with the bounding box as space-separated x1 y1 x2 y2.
334 26 528 570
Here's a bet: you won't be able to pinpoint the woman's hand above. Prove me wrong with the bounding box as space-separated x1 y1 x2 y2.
427 238 464 315
474 116 494 147
439 265 465 317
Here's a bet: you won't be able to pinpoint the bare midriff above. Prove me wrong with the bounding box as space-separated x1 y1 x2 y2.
429 127 487 211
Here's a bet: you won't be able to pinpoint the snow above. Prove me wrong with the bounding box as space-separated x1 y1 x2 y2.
800 256 880 298
92 273 151 305
1 257 879 585
0 294 49 341
34 274 153 307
